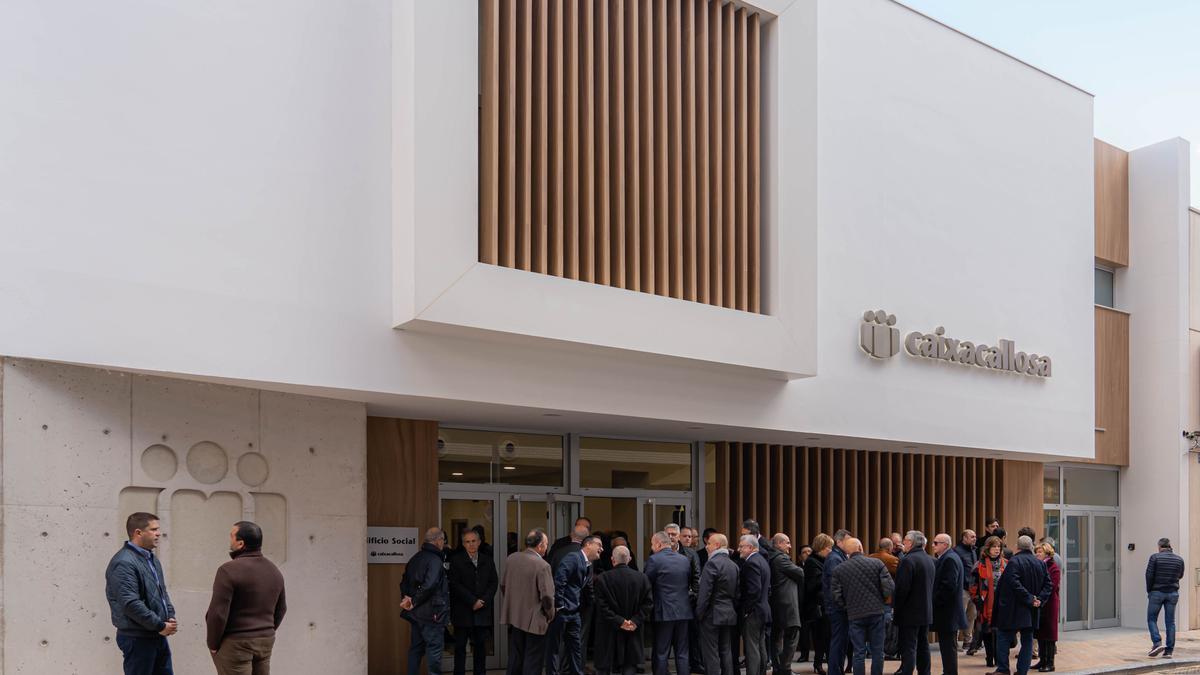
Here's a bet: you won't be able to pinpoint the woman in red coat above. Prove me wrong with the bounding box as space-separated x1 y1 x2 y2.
1033 542 1061 672
969 536 1008 668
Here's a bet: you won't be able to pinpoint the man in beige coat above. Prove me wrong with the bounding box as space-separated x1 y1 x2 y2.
501 528 556 675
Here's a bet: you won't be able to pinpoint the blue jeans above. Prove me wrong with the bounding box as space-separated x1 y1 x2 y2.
1148 590 1180 650
995 628 1034 675
115 634 173 675
848 614 886 675
409 620 445 675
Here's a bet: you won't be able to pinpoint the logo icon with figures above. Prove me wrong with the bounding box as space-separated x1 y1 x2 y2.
860 309 899 359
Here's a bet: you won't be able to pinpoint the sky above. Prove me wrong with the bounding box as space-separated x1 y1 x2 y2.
899 0 1200 206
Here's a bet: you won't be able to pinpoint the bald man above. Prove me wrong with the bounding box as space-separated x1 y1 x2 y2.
831 538 893 675
931 534 966 675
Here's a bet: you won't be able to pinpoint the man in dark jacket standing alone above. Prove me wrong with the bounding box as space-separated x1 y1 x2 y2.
1145 537 1186 657
893 531 934 675
449 527 499 675
402 528 451 675
992 536 1052 675
931 534 966 675
205 521 287 674
105 512 177 675
697 533 739 675
832 538 894 675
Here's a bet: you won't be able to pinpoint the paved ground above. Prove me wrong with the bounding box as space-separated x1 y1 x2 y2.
920 627 1200 674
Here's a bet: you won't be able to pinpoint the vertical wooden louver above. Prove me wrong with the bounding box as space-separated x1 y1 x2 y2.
480 0 763 313
711 444 1038 552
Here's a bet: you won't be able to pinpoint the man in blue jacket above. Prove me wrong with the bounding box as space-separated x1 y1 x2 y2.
645 530 694 675
550 534 603 675
992 536 1052 675
401 528 450 675
738 534 772 675
823 529 854 675
931 534 967 675
1145 537 1186 657
105 512 177 675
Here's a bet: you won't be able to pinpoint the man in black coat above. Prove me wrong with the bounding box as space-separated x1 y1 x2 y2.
448 528 499 675
893 531 934 675
931 534 967 675
769 533 806 673
595 545 654 675
953 530 978 651
698 533 739 675
401 528 451 675
738 534 772 675
993 536 1052 675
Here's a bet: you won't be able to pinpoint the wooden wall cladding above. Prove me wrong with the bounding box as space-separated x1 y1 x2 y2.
1095 139 1129 268
480 0 763 312
1092 306 1130 466
367 418 440 675
712 443 1044 550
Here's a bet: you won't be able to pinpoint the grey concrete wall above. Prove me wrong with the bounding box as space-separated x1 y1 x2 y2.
0 358 367 673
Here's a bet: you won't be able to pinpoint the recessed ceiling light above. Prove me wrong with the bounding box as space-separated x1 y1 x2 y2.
451 472 464 477
543 413 562 417
805 436 821 441
503 465 517 470
687 426 704 430
903 446 918 451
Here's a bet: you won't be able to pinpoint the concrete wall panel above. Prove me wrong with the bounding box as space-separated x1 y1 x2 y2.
0 359 368 673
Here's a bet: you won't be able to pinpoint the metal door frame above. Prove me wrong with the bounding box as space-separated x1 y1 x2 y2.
1061 508 1120 631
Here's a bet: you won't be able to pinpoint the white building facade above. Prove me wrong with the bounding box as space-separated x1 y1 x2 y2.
0 0 1191 672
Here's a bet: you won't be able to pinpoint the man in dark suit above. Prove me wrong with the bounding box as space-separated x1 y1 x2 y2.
645 530 694 675
449 527 499 675
893 531 934 675
546 523 592 675
931 534 967 675
739 534 772 675
549 534 603 675
697 533 739 675
769 533 806 673
992 536 1052 675
823 529 854 675
595 545 653 675
666 523 703 675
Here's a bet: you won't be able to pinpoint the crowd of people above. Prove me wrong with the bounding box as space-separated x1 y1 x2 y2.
99 508 1184 675
399 516 1116 675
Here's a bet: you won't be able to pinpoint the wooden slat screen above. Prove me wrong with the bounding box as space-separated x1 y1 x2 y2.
480 0 763 312
711 443 1042 553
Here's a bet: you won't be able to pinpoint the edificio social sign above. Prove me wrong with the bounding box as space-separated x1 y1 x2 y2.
859 309 1051 378
367 526 419 564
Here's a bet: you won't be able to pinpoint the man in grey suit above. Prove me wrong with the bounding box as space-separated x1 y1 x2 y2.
645 530 695 675
739 534 772 675
500 529 556 675
697 533 739 675
769 532 806 673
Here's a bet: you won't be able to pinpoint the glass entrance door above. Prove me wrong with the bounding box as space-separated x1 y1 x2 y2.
439 493 502 671
1063 510 1119 630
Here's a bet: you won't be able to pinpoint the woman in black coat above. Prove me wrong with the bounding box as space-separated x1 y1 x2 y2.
803 534 834 675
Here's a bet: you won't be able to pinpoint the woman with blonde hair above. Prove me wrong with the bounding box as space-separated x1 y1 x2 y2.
803 534 834 675
1033 542 1061 672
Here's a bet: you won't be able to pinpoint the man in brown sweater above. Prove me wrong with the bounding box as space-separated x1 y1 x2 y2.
205 521 287 674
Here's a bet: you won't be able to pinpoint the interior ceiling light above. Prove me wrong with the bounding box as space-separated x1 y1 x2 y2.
451 472 464 477
503 465 517 470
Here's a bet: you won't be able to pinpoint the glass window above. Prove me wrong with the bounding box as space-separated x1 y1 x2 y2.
438 428 563 486
579 437 692 491
1062 467 1118 507
1043 509 1060 549
1095 267 1115 307
1043 465 1061 504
